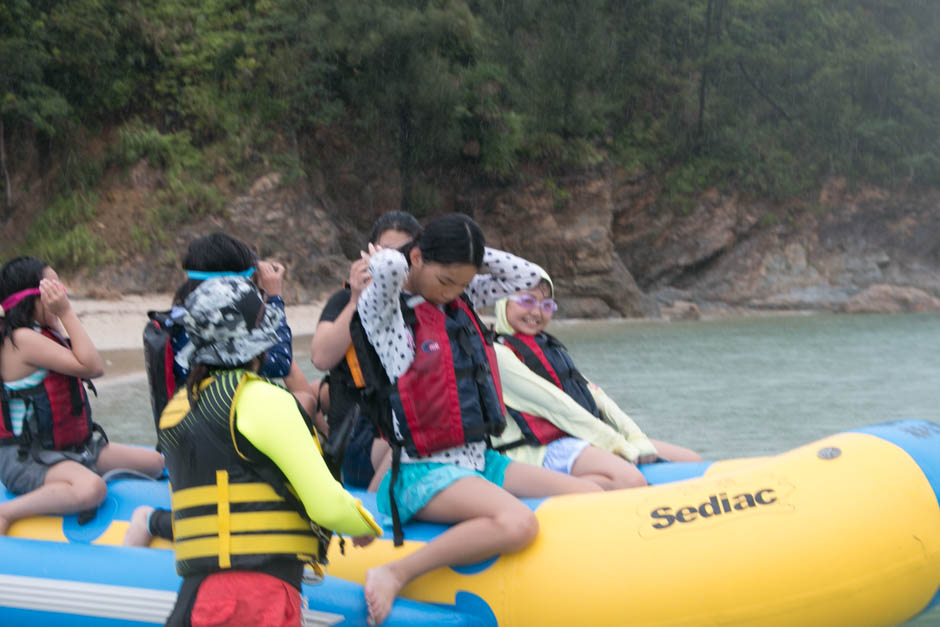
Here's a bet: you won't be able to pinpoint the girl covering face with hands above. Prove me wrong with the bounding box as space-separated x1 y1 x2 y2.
0 256 164 535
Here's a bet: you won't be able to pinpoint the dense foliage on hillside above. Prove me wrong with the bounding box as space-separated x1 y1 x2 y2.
1 0 938 266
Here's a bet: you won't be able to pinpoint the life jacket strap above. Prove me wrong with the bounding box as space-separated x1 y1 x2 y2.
322 403 358 482
216 470 232 568
171 481 285 510
390 444 404 547
493 437 529 453
344 345 367 389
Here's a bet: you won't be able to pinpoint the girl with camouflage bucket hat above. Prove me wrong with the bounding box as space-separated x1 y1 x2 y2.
158 276 380 627
130 232 324 549
178 274 286 372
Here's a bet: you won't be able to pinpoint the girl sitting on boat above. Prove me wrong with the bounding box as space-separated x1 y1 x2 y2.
147 232 315 422
490 272 700 489
0 256 164 534
350 213 599 625
159 275 379 626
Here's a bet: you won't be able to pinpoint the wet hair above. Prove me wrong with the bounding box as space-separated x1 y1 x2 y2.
533 278 553 298
0 256 48 346
186 357 260 406
368 211 422 246
172 233 258 305
415 213 485 268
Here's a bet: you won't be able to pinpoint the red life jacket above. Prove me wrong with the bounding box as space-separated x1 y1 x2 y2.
389 295 506 458
0 328 95 450
496 334 568 449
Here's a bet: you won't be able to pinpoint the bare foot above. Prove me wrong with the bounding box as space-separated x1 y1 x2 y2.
364 564 405 625
122 505 154 547
0 513 10 535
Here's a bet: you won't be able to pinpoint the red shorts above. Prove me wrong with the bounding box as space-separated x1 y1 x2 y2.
190 571 302 627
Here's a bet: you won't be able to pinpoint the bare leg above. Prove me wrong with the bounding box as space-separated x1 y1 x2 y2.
96 443 164 477
367 441 391 493
500 459 601 497
0 461 106 534
649 439 701 462
122 505 155 547
365 476 540 625
568 446 647 490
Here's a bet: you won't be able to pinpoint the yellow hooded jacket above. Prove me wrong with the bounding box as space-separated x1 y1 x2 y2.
489 273 657 466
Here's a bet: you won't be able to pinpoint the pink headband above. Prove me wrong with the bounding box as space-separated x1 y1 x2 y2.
0 288 41 315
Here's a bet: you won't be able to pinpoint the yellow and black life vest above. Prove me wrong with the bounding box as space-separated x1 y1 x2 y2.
158 371 329 579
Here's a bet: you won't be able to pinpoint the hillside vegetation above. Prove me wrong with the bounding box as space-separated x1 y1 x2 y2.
1 0 938 271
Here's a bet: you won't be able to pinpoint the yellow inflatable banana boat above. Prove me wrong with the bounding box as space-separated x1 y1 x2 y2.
0 419 937 626
328 419 940 626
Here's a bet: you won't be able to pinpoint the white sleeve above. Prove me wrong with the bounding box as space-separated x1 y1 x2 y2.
356 248 414 381
465 248 543 310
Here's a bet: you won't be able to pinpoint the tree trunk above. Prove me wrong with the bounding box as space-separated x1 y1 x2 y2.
0 114 11 212
398 102 414 212
695 0 715 145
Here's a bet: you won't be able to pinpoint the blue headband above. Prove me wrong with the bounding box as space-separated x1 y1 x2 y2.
186 267 256 280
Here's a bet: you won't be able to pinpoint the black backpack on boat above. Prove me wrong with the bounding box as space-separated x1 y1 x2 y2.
142 310 187 433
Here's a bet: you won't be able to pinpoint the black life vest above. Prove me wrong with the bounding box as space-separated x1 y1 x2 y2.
496 332 600 450
308 288 383 487
158 371 330 580
0 327 98 451
142 309 187 430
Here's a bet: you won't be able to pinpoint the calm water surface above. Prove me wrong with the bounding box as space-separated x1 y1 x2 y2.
96 312 940 625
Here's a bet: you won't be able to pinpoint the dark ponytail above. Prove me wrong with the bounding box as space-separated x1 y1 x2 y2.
368 211 422 246
173 233 258 306
0 256 48 346
415 213 485 268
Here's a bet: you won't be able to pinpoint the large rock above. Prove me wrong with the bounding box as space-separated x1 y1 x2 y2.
841 284 940 314
613 176 940 312
474 174 659 318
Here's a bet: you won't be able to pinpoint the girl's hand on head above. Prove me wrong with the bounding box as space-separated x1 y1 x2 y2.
256 261 284 297
39 278 70 317
348 258 372 296
361 242 383 268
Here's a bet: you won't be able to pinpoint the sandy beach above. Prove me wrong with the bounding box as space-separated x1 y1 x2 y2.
72 294 325 380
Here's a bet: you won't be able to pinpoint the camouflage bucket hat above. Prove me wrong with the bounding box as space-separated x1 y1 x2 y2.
176 276 284 369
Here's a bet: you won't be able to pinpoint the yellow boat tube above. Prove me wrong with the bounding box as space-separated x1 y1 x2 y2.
327 419 940 626
0 420 936 626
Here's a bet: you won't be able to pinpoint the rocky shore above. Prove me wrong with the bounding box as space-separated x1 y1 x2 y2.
55 169 940 324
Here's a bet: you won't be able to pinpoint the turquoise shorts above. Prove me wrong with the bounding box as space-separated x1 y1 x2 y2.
376 449 513 524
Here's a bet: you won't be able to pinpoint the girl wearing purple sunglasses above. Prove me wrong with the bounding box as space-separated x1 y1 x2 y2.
491 271 700 490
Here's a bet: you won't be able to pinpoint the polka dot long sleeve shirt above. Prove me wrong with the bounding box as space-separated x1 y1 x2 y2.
357 247 542 469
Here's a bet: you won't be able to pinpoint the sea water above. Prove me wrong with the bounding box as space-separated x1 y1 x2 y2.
95 312 940 625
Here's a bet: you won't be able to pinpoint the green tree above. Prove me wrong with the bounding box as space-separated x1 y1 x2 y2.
326 0 484 211
0 0 69 210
